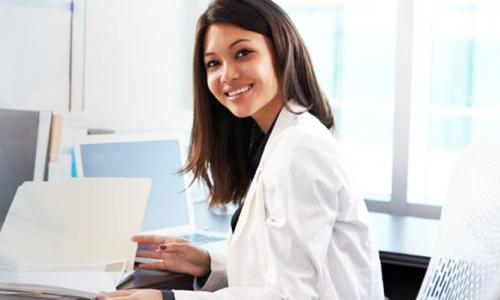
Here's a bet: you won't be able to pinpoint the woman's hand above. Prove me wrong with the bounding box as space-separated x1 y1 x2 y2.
133 235 211 277
98 289 161 300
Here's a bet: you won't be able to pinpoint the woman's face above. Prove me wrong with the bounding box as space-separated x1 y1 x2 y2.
204 23 284 132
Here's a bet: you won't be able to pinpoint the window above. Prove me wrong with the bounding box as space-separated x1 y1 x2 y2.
408 1 500 207
277 0 500 218
277 0 398 202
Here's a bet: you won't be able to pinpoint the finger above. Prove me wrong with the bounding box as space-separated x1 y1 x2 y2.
171 236 189 243
97 296 131 300
132 234 165 244
161 242 194 253
137 261 167 270
137 251 185 270
139 254 205 276
132 235 166 245
136 250 165 259
136 242 193 257
98 290 134 297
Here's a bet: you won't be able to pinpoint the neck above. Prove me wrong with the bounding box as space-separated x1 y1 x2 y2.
252 97 285 133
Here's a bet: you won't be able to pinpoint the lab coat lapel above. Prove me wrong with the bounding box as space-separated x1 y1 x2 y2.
230 100 306 244
229 168 260 244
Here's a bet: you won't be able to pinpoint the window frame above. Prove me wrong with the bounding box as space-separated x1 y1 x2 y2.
364 0 442 219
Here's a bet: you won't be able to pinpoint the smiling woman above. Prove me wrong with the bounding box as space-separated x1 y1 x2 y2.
187 0 334 208
99 0 384 299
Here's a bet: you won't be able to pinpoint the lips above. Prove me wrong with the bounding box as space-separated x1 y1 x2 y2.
224 84 253 98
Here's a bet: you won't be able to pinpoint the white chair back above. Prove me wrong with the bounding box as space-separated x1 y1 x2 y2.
417 143 500 300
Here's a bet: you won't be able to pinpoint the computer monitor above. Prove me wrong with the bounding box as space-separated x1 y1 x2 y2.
74 134 194 232
0 109 52 230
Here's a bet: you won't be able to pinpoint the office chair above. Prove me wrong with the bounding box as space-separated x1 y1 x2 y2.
417 143 500 300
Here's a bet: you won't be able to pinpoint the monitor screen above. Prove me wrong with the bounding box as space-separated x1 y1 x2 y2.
79 139 190 231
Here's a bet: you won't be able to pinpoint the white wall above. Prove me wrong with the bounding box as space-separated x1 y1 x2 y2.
72 0 209 132
0 0 72 112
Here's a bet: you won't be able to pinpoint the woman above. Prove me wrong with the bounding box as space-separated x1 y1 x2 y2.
100 0 384 299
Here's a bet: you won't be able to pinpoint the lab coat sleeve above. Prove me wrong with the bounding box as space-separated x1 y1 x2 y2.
174 287 282 299
180 250 281 298
193 251 228 291
173 133 342 300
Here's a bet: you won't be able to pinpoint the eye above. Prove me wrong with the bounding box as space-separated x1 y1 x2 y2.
235 49 252 59
206 60 220 68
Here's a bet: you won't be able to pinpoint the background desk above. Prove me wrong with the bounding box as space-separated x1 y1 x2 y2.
370 212 439 299
370 212 439 269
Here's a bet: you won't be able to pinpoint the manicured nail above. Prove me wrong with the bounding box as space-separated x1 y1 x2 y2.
159 244 167 251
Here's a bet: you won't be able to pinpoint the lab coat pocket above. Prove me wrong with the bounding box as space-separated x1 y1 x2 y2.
265 214 286 229
264 197 286 230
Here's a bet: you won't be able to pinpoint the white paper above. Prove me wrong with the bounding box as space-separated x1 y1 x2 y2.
0 260 126 287
0 271 116 295
117 270 135 286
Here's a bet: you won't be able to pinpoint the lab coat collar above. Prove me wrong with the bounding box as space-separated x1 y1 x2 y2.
259 99 307 167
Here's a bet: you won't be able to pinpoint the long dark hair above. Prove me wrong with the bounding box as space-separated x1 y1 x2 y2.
183 0 334 206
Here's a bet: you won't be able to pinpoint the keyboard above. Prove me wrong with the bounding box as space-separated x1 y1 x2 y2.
180 233 225 245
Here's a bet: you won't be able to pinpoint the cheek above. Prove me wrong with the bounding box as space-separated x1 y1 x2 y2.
206 74 219 97
206 74 227 108
255 63 279 93
262 71 279 96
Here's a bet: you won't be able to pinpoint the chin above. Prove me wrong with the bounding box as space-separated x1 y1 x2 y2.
230 111 251 119
227 106 252 119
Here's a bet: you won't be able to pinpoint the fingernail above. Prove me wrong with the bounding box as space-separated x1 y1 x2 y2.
159 244 167 251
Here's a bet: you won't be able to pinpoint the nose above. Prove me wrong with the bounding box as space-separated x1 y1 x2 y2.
220 62 240 83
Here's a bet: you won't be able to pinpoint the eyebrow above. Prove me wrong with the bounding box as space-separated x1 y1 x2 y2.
204 39 251 57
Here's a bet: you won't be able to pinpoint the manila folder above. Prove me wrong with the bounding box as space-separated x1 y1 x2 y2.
0 178 151 272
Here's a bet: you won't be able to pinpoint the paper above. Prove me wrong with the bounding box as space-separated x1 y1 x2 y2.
0 260 126 286
0 260 126 298
117 270 135 286
0 178 151 272
0 271 115 297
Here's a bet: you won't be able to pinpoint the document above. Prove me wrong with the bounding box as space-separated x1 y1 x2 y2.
0 260 126 285
0 260 127 298
0 271 115 298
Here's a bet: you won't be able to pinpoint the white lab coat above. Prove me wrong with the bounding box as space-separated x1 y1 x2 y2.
174 101 384 300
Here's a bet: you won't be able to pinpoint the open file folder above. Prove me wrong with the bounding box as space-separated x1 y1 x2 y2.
0 178 151 273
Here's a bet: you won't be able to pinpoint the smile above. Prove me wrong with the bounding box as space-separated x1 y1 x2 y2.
225 84 253 98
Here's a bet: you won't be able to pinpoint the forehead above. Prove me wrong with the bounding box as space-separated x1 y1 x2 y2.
204 23 267 53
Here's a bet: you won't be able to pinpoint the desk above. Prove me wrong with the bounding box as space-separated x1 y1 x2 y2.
119 269 194 290
122 203 440 290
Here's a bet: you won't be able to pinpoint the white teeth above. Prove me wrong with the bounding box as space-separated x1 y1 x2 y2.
227 85 251 97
